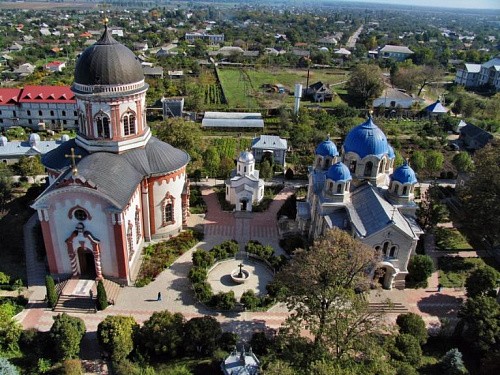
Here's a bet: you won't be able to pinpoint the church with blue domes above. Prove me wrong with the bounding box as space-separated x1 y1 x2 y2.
297 117 423 289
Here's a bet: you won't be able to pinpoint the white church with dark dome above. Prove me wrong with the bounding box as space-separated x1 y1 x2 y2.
31 24 190 285
297 118 423 289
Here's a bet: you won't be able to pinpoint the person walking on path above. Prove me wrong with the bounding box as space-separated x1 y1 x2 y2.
157 292 162 301
89 290 94 300
437 283 442 292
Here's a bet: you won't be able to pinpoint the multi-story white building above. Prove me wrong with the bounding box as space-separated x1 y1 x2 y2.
455 56 500 91
185 32 224 45
0 86 78 129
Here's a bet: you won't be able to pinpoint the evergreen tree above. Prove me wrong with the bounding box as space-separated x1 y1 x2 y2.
96 280 108 310
45 275 57 309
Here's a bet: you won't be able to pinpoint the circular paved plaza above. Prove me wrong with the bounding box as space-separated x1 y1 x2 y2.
207 258 274 299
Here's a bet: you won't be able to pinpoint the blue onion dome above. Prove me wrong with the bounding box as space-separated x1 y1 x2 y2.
326 162 352 182
343 117 389 158
315 137 339 157
387 144 395 159
391 161 417 184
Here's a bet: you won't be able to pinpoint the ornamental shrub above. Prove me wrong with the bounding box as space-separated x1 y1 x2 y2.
45 275 57 309
193 282 212 303
96 280 108 310
0 357 19 375
97 315 138 363
407 255 434 288
396 313 428 344
440 348 468 375
192 249 214 268
49 313 86 360
210 291 236 310
240 290 260 310
188 267 207 284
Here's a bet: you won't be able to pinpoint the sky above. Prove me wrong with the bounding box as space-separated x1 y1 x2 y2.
335 0 500 10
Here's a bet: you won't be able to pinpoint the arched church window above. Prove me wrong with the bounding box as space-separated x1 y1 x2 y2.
329 181 334 191
379 159 386 173
162 193 176 226
402 186 408 195
389 246 397 257
349 160 357 173
325 158 331 169
337 184 342 193
316 157 322 168
382 241 389 256
135 207 141 243
364 161 373 177
127 221 134 260
122 111 136 136
96 114 110 138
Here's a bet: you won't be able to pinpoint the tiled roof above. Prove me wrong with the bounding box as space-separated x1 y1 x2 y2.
0 88 22 105
18 85 75 103
348 183 415 238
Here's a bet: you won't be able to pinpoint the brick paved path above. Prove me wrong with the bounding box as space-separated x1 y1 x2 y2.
17 183 471 361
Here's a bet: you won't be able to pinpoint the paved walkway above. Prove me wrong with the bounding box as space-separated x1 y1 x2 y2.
16 184 473 360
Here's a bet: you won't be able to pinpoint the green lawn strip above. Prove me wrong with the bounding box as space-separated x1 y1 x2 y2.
434 227 473 251
437 257 491 288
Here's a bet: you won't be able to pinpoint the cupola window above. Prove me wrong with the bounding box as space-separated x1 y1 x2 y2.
364 161 373 177
336 184 342 193
402 186 408 195
95 114 110 138
349 160 357 173
122 111 136 136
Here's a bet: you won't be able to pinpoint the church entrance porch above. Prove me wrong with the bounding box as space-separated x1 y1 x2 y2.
77 248 97 279
372 262 397 290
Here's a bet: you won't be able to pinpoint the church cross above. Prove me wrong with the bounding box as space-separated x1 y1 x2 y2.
65 148 82 175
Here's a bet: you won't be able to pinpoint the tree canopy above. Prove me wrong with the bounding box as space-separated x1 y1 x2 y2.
49 313 86 360
97 315 138 363
346 64 384 107
274 228 383 356
460 141 500 247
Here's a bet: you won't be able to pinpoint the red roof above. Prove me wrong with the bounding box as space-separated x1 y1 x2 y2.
0 88 22 106
45 61 64 67
18 86 75 104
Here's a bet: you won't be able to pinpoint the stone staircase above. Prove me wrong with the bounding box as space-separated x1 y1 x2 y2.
368 301 408 314
101 278 122 305
54 279 96 314
53 278 122 313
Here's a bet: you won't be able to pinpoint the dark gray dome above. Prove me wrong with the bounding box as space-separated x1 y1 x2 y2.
74 26 144 85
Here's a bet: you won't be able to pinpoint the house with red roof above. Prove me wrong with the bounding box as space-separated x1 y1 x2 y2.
0 86 78 130
45 61 66 72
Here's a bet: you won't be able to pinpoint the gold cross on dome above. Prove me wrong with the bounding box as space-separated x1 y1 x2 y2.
65 148 82 175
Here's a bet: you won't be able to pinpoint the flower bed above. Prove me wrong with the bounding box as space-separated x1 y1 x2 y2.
135 229 203 287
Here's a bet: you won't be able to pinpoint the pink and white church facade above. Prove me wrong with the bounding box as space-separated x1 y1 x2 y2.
32 25 190 285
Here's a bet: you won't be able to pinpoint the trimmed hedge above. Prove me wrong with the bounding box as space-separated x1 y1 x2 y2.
45 275 57 309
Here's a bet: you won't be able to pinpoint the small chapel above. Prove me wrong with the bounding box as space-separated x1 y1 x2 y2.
297 118 423 289
31 24 190 285
225 150 264 212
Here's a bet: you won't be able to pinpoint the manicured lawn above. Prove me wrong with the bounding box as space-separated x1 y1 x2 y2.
438 256 497 288
434 227 473 251
217 67 349 109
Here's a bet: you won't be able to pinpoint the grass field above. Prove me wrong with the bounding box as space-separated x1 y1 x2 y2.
217 67 349 109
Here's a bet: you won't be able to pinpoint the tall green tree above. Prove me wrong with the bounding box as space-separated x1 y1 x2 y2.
346 64 384 107
182 316 222 356
457 295 500 354
136 311 185 359
97 315 138 363
396 313 428 344
49 313 86 360
452 152 474 173
274 228 383 357
426 150 444 175
0 304 22 355
16 155 45 179
465 266 499 298
460 141 500 247
203 147 220 178
0 166 12 212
